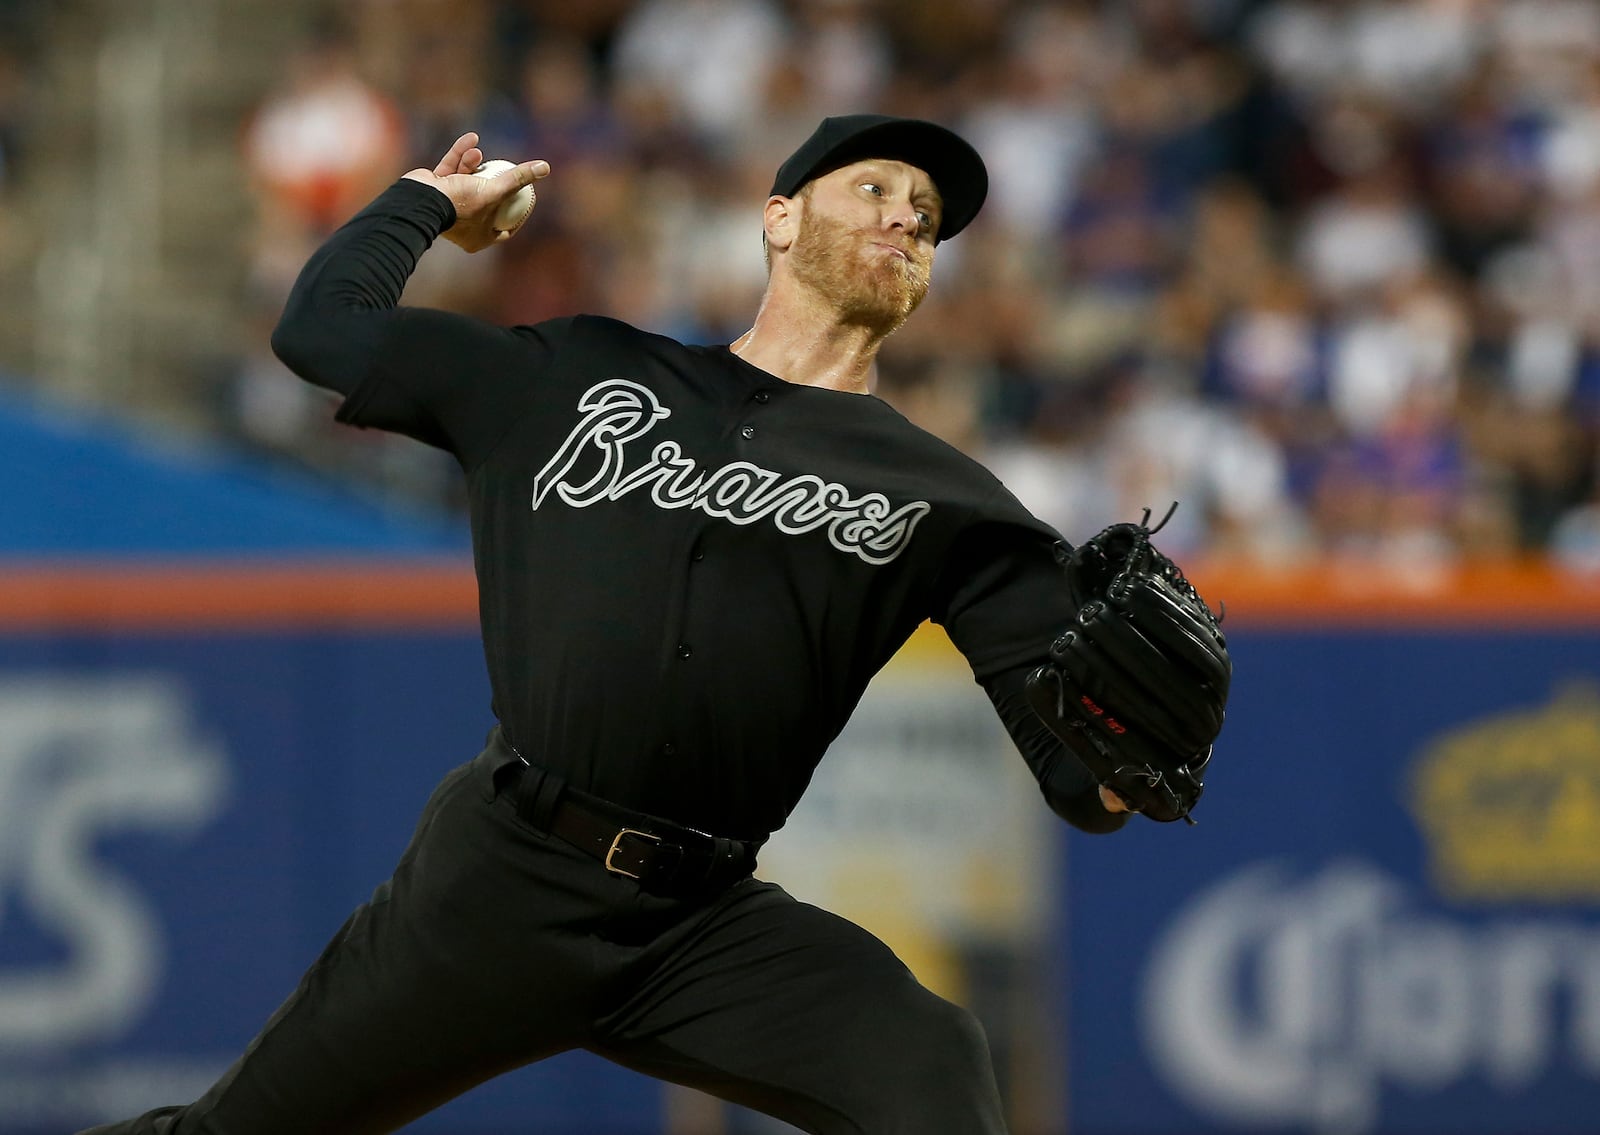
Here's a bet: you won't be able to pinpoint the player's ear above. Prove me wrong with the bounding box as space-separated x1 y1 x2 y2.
764 195 798 255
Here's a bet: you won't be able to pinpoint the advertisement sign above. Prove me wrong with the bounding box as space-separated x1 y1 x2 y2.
1065 629 1600 1135
0 625 659 1134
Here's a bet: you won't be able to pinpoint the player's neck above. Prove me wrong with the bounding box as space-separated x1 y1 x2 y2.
730 291 886 395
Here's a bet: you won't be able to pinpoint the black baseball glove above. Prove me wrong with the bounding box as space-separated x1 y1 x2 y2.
1024 506 1230 824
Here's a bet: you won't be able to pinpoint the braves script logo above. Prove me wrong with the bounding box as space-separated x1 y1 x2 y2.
533 379 931 565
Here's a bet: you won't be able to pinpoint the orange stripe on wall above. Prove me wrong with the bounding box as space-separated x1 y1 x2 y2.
0 561 481 630
1187 559 1600 628
0 559 1596 631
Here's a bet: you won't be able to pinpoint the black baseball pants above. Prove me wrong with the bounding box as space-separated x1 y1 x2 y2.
79 732 1009 1135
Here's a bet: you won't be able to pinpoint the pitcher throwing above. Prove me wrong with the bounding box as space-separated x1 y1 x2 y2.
86 114 1228 1135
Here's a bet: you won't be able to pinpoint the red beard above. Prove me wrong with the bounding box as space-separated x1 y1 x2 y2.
788 208 931 335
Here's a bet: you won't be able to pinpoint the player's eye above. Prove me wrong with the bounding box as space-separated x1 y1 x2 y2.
860 182 883 196
916 211 934 231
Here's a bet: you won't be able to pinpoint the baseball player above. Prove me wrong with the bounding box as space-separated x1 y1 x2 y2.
83 115 1215 1135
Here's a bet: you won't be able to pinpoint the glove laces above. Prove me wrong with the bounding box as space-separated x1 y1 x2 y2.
1138 502 1224 626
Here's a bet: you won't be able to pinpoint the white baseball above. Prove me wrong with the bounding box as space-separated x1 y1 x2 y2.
471 159 535 232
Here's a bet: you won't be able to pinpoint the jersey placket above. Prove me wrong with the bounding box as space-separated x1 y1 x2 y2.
658 384 775 761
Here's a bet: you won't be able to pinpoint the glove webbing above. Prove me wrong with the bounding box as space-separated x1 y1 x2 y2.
1116 503 1225 631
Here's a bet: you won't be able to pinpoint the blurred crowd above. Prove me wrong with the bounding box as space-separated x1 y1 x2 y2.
218 0 1600 567
0 2 39 204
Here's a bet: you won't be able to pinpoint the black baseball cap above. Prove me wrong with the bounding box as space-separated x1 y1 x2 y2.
769 114 989 242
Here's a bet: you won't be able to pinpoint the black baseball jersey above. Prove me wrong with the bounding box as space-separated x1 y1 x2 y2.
274 180 1122 839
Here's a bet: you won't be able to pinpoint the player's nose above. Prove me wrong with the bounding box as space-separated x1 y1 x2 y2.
883 201 920 238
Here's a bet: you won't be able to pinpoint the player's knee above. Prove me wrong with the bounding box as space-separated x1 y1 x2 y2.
74 1105 185 1135
916 994 996 1085
856 988 1002 1130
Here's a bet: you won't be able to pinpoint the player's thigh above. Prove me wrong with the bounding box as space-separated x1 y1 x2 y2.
594 880 1006 1135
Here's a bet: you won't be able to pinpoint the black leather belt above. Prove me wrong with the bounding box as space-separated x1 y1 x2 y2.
493 754 761 896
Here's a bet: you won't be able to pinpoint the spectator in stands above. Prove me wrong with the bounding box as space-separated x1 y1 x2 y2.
242 18 407 240
196 0 1600 565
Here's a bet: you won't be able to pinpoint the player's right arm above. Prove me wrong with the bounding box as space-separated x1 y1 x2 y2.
270 133 557 467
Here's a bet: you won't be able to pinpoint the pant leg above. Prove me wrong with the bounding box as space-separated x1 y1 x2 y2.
591 879 1010 1135
79 752 612 1135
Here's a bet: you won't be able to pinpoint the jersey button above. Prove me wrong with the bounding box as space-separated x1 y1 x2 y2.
676 642 693 660
753 390 771 404
661 742 678 757
739 424 756 440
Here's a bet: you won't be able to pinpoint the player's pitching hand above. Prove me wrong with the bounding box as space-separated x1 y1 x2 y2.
403 131 550 253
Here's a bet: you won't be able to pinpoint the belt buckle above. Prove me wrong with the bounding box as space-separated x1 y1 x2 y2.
605 827 662 879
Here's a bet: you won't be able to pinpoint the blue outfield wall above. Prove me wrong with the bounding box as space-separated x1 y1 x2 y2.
1065 629 1600 1135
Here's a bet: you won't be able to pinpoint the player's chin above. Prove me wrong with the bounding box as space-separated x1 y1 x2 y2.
834 261 927 332
885 274 929 322
870 260 928 306
849 290 924 335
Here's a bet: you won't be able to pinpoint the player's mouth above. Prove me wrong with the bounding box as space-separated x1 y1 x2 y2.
872 242 911 263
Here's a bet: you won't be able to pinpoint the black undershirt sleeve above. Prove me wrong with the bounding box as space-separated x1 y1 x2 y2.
981 661 1131 835
271 178 563 468
271 179 456 400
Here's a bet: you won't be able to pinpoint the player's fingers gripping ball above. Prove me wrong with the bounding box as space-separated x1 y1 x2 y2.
1024 505 1231 823
471 159 538 234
